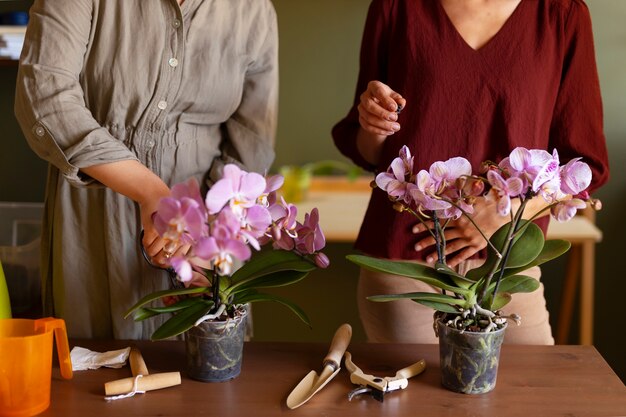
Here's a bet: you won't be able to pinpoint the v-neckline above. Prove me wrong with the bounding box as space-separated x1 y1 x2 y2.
436 0 524 53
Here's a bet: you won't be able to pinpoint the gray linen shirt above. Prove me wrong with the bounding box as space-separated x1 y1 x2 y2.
14 0 278 339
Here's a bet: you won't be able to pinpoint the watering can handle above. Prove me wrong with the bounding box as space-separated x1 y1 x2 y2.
35 317 73 379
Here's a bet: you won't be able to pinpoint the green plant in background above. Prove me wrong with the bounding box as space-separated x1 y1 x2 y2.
278 160 363 202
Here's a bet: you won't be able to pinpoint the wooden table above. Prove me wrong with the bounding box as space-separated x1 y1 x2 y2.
44 340 626 416
297 177 603 345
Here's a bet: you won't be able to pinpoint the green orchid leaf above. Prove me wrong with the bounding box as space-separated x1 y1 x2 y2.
368 291 466 305
503 222 545 269
137 297 201 315
124 286 210 318
347 255 471 296
228 270 309 295
130 307 160 321
368 292 464 314
490 292 513 310
230 250 315 288
490 274 540 295
466 221 543 279
415 300 462 314
502 239 571 278
233 291 311 327
151 299 215 341
435 262 476 289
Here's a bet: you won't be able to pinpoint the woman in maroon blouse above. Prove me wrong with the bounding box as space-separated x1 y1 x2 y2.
332 0 609 344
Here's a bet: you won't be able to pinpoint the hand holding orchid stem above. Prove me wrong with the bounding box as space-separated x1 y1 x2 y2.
126 164 329 340
348 146 601 333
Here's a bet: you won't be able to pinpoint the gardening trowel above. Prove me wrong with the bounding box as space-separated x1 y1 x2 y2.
286 323 352 409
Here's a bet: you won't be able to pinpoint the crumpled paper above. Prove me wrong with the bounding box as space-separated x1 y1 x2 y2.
70 346 131 371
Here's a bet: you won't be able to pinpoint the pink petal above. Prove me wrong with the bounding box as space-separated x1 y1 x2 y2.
205 178 235 213
171 257 193 282
390 157 406 182
506 177 524 197
560 159 592 195
264 174 284 193
224 239 252 262
222 164 244 190
444 157 472 178
375 172 395 191
194 237 219 259
240 172 267 201
508 147 532 171
532 159 559 192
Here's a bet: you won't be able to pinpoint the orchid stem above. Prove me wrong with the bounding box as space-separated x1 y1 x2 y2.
433 213 445 264
212 270 221 313
478 198 529 306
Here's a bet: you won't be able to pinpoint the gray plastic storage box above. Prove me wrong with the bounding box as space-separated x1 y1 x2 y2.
0 202 44 317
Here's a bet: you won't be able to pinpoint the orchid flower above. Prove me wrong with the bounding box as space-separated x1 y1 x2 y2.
295 208 326 255
375 145 415 203
153 179 208 243
486 170 524 216
205 164 267 215
551 198 587 222
560 158 592 195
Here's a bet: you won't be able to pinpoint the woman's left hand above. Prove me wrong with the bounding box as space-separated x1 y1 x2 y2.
412 197 511 268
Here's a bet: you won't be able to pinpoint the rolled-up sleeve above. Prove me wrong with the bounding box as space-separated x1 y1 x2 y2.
14 0 137 187
209 0 278 181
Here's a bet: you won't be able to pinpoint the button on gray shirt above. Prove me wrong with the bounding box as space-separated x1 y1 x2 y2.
14 0 278 339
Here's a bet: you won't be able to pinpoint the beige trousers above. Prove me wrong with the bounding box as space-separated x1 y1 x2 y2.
358 261 554 345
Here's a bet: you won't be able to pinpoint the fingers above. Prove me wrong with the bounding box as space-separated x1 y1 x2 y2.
446 248 481 269
358 81 405 136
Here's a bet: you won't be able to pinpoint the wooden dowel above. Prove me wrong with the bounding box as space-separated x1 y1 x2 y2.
104 372 181 396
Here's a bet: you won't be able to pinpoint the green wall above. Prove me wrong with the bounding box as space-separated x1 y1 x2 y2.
0 0 624 382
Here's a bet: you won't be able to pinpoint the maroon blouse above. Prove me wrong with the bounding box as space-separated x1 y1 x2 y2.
332 0 609 260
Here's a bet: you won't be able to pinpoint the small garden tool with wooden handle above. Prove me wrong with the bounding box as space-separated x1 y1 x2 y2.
344 351 426 402
286 323 352 409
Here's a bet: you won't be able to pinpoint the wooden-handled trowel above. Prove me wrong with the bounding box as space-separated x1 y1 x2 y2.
286 323 352 409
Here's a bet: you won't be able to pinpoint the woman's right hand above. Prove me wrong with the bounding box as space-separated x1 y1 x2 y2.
358 80 405 136
356 81 406 165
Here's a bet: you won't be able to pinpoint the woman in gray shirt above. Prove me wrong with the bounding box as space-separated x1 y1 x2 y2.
14 0 278 339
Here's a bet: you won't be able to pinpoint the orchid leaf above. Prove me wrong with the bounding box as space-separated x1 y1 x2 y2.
466 221 543 280
416 300 462 314
347 255 471 296
490 274 540 295
503 222 544 269
151 299 214 340
131 298 201 321
233 290 311 327
435 262 476 289
227 270 309 295
129 307 159 321
368 292 465 313
501 239 571 278
230 250 315 287
124 286 210 318
490 292 513 310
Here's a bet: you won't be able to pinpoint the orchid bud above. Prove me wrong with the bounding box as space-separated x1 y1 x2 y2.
270 224 282 241
392 202 406 213
314 252 330 269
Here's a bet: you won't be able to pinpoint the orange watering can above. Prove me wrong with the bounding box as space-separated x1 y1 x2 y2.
0 318 73 417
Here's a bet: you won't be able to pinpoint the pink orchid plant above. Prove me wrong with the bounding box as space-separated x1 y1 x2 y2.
348 146 601 333
126 164 329 340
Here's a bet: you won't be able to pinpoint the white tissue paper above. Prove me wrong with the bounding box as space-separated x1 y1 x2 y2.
70 346 131 371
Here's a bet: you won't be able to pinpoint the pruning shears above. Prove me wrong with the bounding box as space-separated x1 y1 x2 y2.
344 351 426 402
